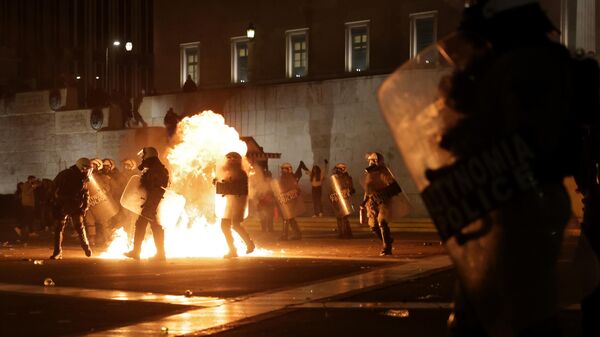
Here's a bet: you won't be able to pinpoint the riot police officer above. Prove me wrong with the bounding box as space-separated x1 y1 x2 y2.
50 158 93 259
85 158 118 246
329 163 355 239
361 153 401 255
215 152 255 258
124 147 169 261
378 0 584 335
273 162 304 240
571 49 600 337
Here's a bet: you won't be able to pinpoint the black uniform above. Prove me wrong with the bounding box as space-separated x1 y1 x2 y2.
572 54 600 337
130 156 169 259
330 172 355 238
278 170 303 240
427 4 578 336
363 164 398 255
216 160 254 257
51 165 92 258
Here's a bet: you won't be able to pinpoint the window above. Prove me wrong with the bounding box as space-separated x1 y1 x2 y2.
231 37 249 83
345 20 369 72
180 42 200 86
286 29 309 78
410 11 438 65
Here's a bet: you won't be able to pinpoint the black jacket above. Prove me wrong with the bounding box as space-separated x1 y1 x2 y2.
53 165 89 215
139 157 169 217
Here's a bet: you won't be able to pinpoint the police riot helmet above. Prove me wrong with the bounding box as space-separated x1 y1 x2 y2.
367 152 384 166
90 158 103 171
225 152 242 161
333 163 348 175
280 162 293 174
75 158 92 172
137 147 158 160
102 158 115 171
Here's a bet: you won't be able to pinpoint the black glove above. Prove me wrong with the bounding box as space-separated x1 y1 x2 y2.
299 160 309 171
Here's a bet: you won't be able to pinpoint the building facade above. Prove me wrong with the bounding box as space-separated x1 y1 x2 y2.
148 0 593 217
0 0 597 218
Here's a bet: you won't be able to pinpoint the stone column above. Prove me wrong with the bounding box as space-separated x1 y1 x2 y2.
576 0 597 53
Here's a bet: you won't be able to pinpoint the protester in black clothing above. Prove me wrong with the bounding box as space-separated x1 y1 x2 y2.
50 158 93 259
182 74 197 92
163 107 181 139
124 147 169 261
308 161 326 217
13 182 24 238
37 179 55 232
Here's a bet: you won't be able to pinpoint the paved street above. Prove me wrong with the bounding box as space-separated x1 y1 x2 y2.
0 218 589 336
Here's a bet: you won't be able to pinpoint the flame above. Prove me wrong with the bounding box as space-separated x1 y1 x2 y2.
100 111 271 259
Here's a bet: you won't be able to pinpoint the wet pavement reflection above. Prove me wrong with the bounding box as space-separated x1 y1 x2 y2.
83 255 450 336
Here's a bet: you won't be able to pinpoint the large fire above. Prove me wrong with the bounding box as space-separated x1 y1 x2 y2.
101 111 271 259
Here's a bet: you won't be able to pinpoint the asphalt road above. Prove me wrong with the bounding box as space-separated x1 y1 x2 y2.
0 218 593 337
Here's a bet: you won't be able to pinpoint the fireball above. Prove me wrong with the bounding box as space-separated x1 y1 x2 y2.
101 111 271 259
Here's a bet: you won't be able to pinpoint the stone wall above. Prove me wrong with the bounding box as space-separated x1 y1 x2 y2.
0 90 167 194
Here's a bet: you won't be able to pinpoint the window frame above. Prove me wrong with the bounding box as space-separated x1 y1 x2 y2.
409 11 438 59
231 36 250 84
180 42 200 87
285 28 309 79
345 20 370 73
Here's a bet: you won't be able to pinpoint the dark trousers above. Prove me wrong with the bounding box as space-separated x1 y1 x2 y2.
582 190 600 337
221 219 253 253
336 216 353 238
131 215 165 257
53 212 90 255
312 186 323 215
281 218 302 240
259 207 274 232
21 206 36 232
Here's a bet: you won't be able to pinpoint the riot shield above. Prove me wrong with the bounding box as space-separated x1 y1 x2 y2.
367 166 411 220
271 180 305 220
120 175 186 229
87 174 119 224
378 33 572 336
329 174 354 217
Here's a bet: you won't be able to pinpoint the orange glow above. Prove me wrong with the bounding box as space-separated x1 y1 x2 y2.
100 111 270 259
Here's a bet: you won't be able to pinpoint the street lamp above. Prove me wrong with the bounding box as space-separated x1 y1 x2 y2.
246 23 255 39
105 40 132 93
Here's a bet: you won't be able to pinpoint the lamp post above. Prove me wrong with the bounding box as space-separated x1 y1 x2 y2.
246 24 255 82
105 40 132 94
